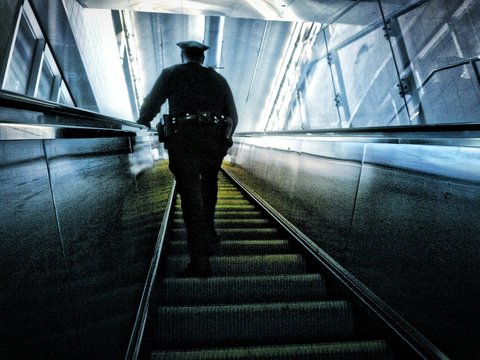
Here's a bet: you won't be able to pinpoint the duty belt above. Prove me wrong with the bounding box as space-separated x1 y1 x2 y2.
167 111 227 125
157 111 233 143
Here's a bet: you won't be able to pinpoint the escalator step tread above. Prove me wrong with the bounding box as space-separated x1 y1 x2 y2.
176 199 251 205
159 274 326 305
157 301 354 348
174 210 263 217
175 204 256 210
151 340 393 360
168 240 292 256
164 254 308 277
170 228 280 241
172 218 271 228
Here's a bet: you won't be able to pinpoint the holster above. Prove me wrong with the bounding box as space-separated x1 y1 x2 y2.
156 115 170 143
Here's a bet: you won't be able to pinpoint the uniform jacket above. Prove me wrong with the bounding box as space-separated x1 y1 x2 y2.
138 61 238 133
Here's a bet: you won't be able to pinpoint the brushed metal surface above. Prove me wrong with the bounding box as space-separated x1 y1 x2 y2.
0 140 78 359
227 135 480 359
0 135 164 359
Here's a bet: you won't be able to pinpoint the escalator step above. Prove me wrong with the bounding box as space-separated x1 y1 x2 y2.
164 254 308 277
173 210 264 221
213 210 263 219
151 173 394 360
159 274 326 305
170 228 280 241
174 210 263 219
216 194 245 199
156 301 354 348
175 204 256 211
176 199 251 206
168 240 292 256
151 340 393 360
172 219 271 229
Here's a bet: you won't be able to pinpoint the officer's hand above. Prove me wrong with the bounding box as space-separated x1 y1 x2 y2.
136 119 151 129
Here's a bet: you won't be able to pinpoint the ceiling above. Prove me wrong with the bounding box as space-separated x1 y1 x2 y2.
73 0 394 131
75 0 359 23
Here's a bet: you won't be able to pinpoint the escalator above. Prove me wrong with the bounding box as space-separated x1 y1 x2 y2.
149 171 393 359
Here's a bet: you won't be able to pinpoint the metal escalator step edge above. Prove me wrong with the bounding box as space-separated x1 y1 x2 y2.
156 301 354 348
216 195 246 199
172 219 270 229
169 229 280 241
175 204 256 210
174 211 263 219
159 273 326 305
151 340 393 360
176 200 251 206
164 254 308 277
168 240 291 256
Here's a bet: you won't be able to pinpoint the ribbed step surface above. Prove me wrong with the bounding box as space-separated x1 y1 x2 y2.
152 172 393 359
159 274 327 305
158 301 354 348
152 340 391 360
169 239 292 256
164 254 308 277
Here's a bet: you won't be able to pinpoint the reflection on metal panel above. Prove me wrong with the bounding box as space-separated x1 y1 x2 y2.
228 134 480 359
0 122 137 141
0 131 170 358
364 143 480 184
350 154 480 359
228 136 364 260
0 140 78 359
0 123 57 140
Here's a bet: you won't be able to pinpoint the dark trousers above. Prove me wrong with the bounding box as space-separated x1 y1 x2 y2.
168 148 223 260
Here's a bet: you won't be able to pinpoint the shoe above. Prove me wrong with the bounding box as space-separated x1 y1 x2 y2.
178 259 212 278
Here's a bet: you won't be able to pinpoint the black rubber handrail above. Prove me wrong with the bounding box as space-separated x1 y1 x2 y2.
124 180 177 360
0 90 144 131
235 122 480 138
222 167 450 360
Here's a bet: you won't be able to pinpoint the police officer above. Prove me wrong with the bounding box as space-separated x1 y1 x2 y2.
137 40 238 277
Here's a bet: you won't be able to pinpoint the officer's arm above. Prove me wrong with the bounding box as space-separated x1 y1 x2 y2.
224 84 238 136
137 69 170 128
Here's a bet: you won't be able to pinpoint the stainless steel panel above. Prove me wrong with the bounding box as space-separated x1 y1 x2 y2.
348 142 480 359
228 136 480 359
228 137 364 259
1 135 167 359
43 137 148 359
363 143 480 183
0 140 78 359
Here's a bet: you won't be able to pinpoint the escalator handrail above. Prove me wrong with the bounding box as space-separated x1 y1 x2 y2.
124 180 177 360
0 90 144 131
234 122 480 139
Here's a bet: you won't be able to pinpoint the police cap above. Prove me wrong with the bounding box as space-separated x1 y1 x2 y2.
176 41 209 51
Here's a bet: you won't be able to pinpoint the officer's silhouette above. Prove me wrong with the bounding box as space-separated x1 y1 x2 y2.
137 40 238 277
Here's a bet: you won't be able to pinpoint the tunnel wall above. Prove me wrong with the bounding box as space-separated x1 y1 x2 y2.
0 128 170 359
226 135 480 360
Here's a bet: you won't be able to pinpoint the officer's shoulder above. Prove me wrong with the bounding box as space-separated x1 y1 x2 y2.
165 64 184 72
207 66 227 80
